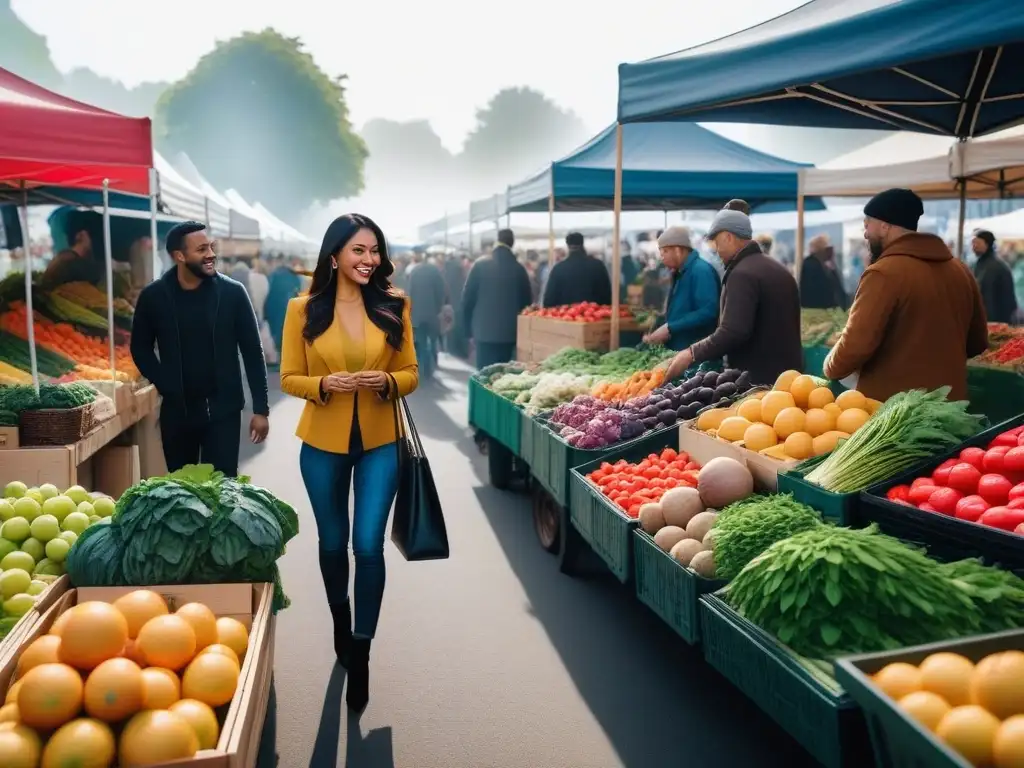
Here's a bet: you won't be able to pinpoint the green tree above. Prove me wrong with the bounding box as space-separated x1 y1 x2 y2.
458 86 588 194
62 69 168 118
154 29 366 223
0 0 62 90
360 118 454 185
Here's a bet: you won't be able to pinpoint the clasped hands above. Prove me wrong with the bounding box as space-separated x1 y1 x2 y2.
323 370 388 394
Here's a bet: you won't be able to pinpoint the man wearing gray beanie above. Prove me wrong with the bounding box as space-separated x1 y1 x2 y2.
824 188 989 401
643 226 720 351
664 207 802 386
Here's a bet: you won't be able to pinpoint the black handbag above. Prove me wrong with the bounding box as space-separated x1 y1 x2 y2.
388 375 450 561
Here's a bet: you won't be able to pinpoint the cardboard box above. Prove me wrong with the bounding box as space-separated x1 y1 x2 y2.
92 444 141 498
0 582 275 768
677 425 796 491
0 426 18 450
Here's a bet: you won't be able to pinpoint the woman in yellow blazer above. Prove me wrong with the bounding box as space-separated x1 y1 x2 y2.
280 213 418 713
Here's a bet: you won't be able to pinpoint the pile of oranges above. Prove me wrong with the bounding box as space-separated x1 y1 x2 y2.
0 589 250 767
873 649 1024 767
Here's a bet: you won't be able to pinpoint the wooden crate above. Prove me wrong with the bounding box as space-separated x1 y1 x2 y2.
0 582 275 768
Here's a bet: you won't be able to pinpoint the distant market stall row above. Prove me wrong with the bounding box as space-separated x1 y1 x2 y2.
472 300 1024 768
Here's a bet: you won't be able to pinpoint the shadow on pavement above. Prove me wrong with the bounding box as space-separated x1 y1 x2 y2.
309 665 347 767
345 716 395 768
472 483 819 768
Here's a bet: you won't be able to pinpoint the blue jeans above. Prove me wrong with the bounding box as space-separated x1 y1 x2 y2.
299 441 400 638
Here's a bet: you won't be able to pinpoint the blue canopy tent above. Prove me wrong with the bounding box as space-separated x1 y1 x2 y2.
617 0 1024 137
507 122 823 213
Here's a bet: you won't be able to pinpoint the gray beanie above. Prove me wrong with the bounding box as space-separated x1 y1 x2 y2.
706 208 753 241
657 226 693 249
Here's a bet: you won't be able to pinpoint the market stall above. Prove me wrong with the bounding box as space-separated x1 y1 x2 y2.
170 153 261 258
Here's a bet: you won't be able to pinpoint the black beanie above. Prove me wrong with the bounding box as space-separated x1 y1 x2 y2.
864 188 924 231
566 232 584 247
973 229 995 249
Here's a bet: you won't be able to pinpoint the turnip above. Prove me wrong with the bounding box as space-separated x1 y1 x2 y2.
654 525 688 552
698 457 754 508
659 487 703 528
686 511 719 542
689 549 717 578
639 502 666 535
670 538 704 567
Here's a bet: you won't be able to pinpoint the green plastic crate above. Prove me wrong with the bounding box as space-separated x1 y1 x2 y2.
836 629 1024 768
967 365 1024 425
519 409 535 468
802 345 829 378
777 464 858 525
700 594 872 768
632 530 725 644
566 434 679 582
468 377 523 456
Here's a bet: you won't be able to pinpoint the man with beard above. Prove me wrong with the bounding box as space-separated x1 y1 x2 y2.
131 221 270 476
825 189 989 402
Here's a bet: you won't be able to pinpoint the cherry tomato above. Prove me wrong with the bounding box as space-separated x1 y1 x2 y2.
1004 447 1024 473
932 458 959 486
947 463 983 494
983 446 1011 474
919 503 939 513
978 506 1024 532
958 446 986 470
886 484 911 503
977 473 1013 506
928 487 962 516
955 494 990 522
909 484 939 505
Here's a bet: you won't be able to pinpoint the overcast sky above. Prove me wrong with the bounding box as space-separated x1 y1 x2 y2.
13 0 802 152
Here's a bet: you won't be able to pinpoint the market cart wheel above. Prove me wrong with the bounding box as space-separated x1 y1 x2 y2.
558 503 586 576
532 485 560 553
488 438 514 490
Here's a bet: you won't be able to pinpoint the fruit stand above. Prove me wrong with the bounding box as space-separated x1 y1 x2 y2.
516 303 648 363
469 324 1024 767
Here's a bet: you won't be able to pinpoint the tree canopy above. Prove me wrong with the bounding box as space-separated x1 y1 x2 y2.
0 0 62 89
154 28 366 223
458 86 588 195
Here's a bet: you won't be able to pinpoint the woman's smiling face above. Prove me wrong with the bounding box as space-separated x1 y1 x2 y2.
334 227 381 285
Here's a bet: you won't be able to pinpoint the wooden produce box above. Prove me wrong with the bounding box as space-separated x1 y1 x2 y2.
0 582 275 768
516 315 643 363
677 425 797 491
0 426 18 450
0 575 71 661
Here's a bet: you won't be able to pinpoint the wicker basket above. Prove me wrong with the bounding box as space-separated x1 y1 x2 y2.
18 404 95 447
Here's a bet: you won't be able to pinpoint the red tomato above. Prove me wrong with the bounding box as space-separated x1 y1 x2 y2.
977 473 1013 506
1009 498 1024 510
932 458 959 486
928 487 962 516
886 484 911 503
919 503 939 513
989 431 1020 449
1016 522 1024 535
911 476 937 489
978 506 1024 532
1005 447 1024 473
958 446 986 470
947 463 983 494
1009 483 1024 502
908 484 939 505
983 446 1011 474
955 494 990 522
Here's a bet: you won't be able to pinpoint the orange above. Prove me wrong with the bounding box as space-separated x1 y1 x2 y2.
994 715 1024 768
803 408 836 438
140 667 181 710
836 407 871 434
835 389 867 411
899 691 951 733
783 432 814 461
936 705 999 767
17 662 84 730
122 638 148 668
137 614 197 671
773 369 801 392
823 402 842 418
58 602 129 671
4 680 21 706
112 590 169 639
0 703 18 723
182 652 239 708
215 617 249 659
170 699 220 749
760 391 796 426
789 374 817 408
0 722 42 768
806 386 835 410
119 710 199 766
48 610 72 639
971 651 1024 719
919 653 975 708
773 407 806 439
874 662 922 700
41 717 116 768
84 657 144 723
199 643 241 669
16 635 62 678
176 603 219 651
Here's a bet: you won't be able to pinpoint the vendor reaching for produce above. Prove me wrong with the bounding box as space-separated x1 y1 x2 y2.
542 232 612 308
664 208 802 386
824 189 989 401
641 226 720 351
130 221 270 477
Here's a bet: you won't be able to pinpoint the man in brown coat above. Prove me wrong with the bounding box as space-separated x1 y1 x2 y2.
825 188 989 402
665 208 803 386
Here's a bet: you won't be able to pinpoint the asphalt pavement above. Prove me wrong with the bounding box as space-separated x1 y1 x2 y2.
238 355 820 768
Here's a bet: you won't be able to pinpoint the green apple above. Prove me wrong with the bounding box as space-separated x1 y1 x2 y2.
29 514 60 543
76 501 95 519
1 517 30 543
64 485 90 505
25 490 43 505
37 483 59 500
19 537 44 563
60 512 90 535
44 537 70 564
0 499 15 522
42 495 76 523
0 539 17 561
12 497 40 522
59 531 78 547
0 568 31 600
0 550 35 572
3 593 35 617
27 579 48 596
3 481 27 499
92 496 115 517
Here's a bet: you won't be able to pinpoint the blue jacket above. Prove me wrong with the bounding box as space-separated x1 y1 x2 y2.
663 252 721 351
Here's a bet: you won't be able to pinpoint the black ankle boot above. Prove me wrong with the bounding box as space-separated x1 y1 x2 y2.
346 638 371 713
318 548 352 667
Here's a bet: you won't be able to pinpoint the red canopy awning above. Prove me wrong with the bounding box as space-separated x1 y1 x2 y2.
0 67 153 195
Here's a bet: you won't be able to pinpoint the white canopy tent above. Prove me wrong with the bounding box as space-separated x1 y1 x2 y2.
225 189 308 257
171 153 261 240
252 202 316 250
961 208 1024 240
154 152 231 238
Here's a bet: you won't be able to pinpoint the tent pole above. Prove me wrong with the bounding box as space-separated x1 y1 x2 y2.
102 180 118 412
19 187 39 395
444 213 449 250
149 168 159 286
794 171 806 282
610 124 624 351
956 179 967 260
548 192 556 268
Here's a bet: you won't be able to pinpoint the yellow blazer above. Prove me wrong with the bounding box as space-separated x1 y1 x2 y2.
280 295 419 453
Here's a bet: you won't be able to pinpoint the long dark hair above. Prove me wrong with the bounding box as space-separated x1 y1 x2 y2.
302 214 405 350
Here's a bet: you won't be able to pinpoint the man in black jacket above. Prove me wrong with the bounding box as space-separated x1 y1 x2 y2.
131 221 269 476
542 232 612 307
972 229 1017 324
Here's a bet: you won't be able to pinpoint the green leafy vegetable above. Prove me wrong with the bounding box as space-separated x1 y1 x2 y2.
712 494 822 580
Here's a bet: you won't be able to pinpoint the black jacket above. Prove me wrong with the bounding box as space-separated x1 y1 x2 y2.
800 247 848 310
130 268 269 418
974 250 1017 324
542 248 613 307
462 246 533 344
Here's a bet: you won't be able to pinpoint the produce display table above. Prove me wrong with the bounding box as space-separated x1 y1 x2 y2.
0 384 157 494
468 376 523 456
967 364 1024 424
